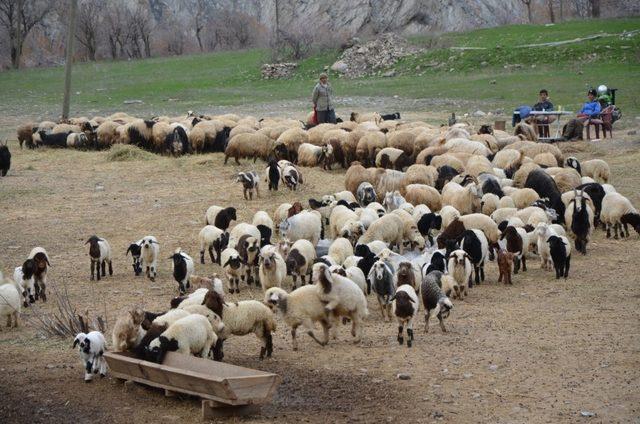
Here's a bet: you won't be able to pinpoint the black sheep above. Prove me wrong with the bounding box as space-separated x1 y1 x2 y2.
0 143 11 176
570 194 591 255
380 112 401 120
212 126 231 152
354 244 377 294
435 165 459 191
525 169 565 224
257 224 272 247
423 251 446 275
576 182 606 227
207 207 236 231
478 173 504 197
416 213 442 246
38 131 69 147
267 159 280 191
547 235 571 279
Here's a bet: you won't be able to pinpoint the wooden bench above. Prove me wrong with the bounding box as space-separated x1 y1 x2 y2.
104 351 280 419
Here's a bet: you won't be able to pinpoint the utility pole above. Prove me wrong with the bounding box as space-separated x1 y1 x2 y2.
274 0 279 48
16 0 23 68
62 0 78 120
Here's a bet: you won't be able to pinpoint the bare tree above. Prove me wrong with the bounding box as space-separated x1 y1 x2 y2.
590 0 600 17
547 0 556 22
183 0 211 51
105 3 125 58
130 4 153 57
521 0 533 23
0 0 55 68
75 0 103 61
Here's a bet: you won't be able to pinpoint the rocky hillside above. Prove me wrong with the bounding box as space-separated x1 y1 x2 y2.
155 0 638 37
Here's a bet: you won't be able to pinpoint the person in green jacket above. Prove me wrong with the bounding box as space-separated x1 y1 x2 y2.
311 73 336 124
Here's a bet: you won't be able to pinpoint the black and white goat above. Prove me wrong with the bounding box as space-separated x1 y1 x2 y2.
85 236 113 281
282 164 302 190
235 171 259 200
126 242 143 276
169 249 194 295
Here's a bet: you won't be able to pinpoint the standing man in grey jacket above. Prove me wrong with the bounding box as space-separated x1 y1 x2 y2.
311 73 336 124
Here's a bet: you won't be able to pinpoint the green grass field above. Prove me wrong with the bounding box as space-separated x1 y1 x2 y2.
0 17 638 121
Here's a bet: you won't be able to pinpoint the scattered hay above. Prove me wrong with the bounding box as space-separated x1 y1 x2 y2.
105 144 154 162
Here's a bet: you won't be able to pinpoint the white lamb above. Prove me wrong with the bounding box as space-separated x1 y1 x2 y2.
447 250 472 299
138 236 159 281
264 286 331 350
73 331 108 381
258 245 286 291
0 275 21 328
313 263 368 343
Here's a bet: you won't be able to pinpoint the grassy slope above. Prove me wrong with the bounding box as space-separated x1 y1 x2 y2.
0 18 638 121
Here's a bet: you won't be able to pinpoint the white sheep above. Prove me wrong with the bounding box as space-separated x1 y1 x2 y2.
329 205 362 240
280 210 322 246
0 276 21 328
535 223 561 270
441 181 481 215
440 205 461 229
358 213 404 251
73 331 108 381
264 286 330 350
313 263 368 343
601 192 640 239
328 237 354 265
259 245 287 291
138 236 159 281
392 284 419 348
201 290 277 360
447 250 472 299
147 314 216 363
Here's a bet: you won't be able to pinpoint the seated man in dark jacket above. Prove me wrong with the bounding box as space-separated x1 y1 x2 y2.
529 89 555 137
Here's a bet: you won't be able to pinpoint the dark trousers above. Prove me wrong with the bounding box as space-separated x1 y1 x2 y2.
317 109 336 124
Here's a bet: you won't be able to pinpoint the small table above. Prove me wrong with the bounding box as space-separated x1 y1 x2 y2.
528 111 574 142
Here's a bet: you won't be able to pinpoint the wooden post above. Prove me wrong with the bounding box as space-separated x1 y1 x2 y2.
62 0 78 120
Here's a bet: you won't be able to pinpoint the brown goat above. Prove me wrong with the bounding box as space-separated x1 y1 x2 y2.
396 262 417 291
499 226 526 273
497 249 515 285
436 218 466 249
287 202 304 217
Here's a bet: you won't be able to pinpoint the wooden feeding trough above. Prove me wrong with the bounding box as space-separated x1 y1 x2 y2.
104 351 280 419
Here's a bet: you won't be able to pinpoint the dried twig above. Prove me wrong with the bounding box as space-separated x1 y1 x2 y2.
23 279 107 338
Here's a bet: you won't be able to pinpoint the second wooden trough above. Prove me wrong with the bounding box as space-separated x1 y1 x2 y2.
104 351 280 418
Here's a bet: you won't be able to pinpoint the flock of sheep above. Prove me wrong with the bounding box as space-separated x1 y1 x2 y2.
2 110 640 384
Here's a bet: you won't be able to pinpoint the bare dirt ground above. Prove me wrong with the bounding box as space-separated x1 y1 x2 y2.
1 112 640 424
